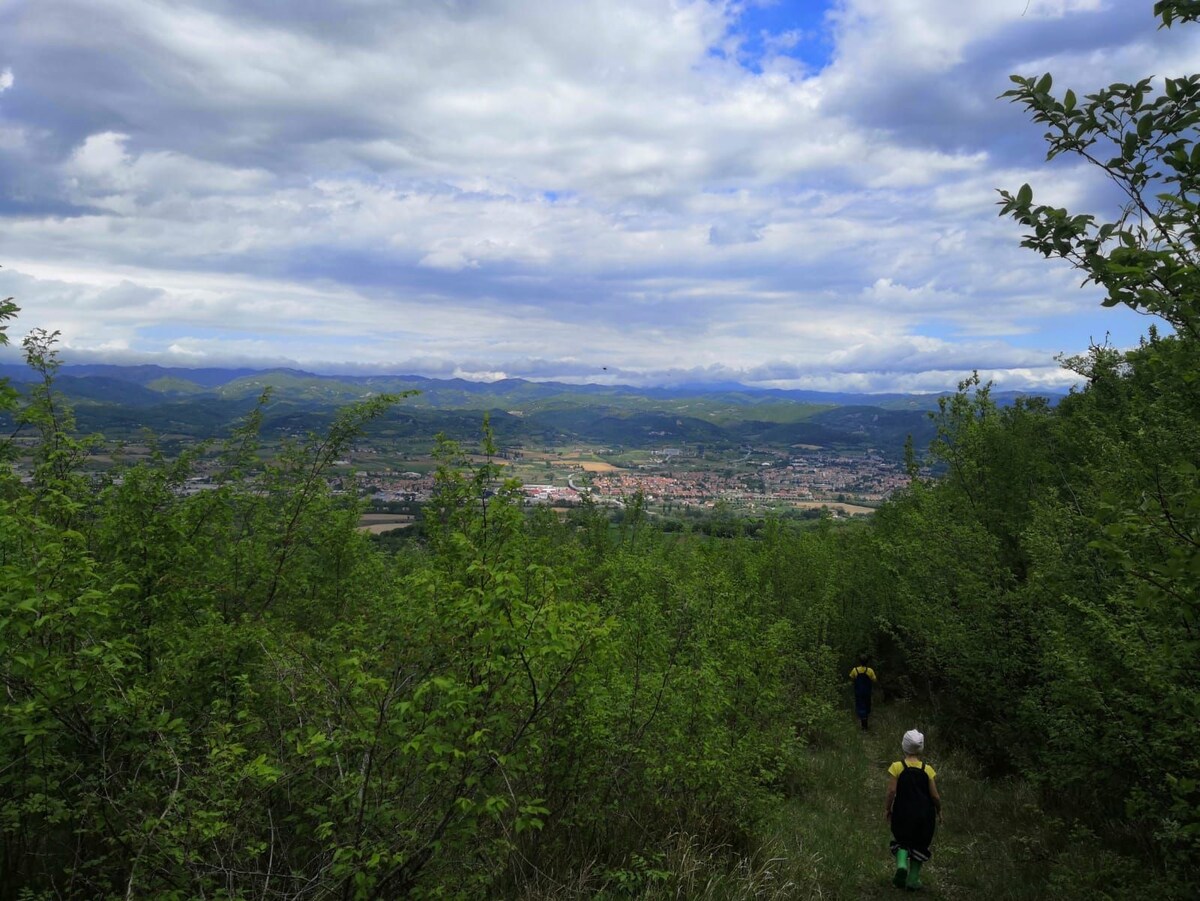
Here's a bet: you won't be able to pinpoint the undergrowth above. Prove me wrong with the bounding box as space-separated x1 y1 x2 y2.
518 699 1187 899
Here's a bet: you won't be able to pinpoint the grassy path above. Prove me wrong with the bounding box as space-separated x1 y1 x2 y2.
753 699 1076 900
528 697 1160 899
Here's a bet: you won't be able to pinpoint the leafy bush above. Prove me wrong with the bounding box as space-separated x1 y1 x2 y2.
0 334 835 898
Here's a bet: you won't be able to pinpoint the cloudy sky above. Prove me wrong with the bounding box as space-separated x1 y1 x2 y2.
0 0 1196 392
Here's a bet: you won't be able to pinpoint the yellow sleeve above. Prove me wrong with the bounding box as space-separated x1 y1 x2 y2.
848 667 857 682
926 765 937 780
887 761 904 778
867 667 877 682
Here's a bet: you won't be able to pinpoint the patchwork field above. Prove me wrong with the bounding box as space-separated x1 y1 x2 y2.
575 461 620 472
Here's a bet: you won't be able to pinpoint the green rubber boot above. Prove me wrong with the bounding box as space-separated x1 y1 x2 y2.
892 849 909 888
906 860 923 890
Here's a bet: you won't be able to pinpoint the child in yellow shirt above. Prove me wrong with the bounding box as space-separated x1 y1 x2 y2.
884 729 943 890
848 655 877 730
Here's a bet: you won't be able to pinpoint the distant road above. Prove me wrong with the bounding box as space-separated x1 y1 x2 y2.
567 473 623 506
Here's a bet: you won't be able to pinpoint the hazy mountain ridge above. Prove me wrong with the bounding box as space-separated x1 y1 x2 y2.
0 363 1058 405
0 363 1062 455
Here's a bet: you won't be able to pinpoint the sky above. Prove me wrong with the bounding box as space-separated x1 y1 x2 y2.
1 0 1197 392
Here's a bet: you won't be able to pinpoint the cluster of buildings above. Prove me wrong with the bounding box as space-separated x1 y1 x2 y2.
590 450 909 506
356 469 436 502
763 451 910 501
518 484 578 504
355 471 577 506
337 448 910 510
591 470 727 503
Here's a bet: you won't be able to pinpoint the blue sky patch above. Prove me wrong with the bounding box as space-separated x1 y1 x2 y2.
726 0 836 73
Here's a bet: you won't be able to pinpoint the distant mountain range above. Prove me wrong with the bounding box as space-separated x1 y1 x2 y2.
0 363 1063 457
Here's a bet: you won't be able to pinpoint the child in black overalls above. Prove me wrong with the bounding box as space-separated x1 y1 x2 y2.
885 729 943 890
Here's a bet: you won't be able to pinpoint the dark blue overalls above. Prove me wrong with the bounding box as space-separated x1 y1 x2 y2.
852 666 873 729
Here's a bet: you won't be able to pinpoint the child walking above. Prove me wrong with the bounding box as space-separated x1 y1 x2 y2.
885 729 942 890
848 655 877 730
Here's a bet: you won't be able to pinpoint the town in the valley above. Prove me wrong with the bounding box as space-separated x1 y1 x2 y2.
355 443 912 522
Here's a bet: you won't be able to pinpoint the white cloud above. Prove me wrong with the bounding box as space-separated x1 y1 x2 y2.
0 0 1193 391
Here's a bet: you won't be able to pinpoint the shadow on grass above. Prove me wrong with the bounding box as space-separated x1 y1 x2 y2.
517 698 1182 900
756 698 1179 901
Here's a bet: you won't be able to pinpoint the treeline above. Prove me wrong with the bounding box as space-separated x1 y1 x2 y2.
837 345 1198 886
836 3 1200 886
362 497 841 549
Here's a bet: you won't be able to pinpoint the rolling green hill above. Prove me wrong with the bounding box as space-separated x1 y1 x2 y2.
0 363 1058 456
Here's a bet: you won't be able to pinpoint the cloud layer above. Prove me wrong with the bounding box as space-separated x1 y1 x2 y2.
1 0 1194 391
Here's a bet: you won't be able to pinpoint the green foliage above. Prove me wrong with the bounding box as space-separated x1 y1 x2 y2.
1155 1 1200 28
0 286 19 433
0 334 838 898
998 18 1200 338
990 8 1200 871
834 336 1197 891
827 9 1200 887
10 10 1200 886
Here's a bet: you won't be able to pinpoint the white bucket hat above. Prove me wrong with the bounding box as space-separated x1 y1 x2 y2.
902 729 925 754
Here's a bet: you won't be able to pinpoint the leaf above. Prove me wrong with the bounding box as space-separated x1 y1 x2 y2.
1017 183 1033 206
1036 73 1053 95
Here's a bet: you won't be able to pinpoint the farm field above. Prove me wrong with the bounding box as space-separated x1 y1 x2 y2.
791 500 876 515
357 514 415 534
574 461 620 472
358 522 413 534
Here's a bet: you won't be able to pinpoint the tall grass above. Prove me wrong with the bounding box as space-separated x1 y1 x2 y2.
517 697 1182 899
